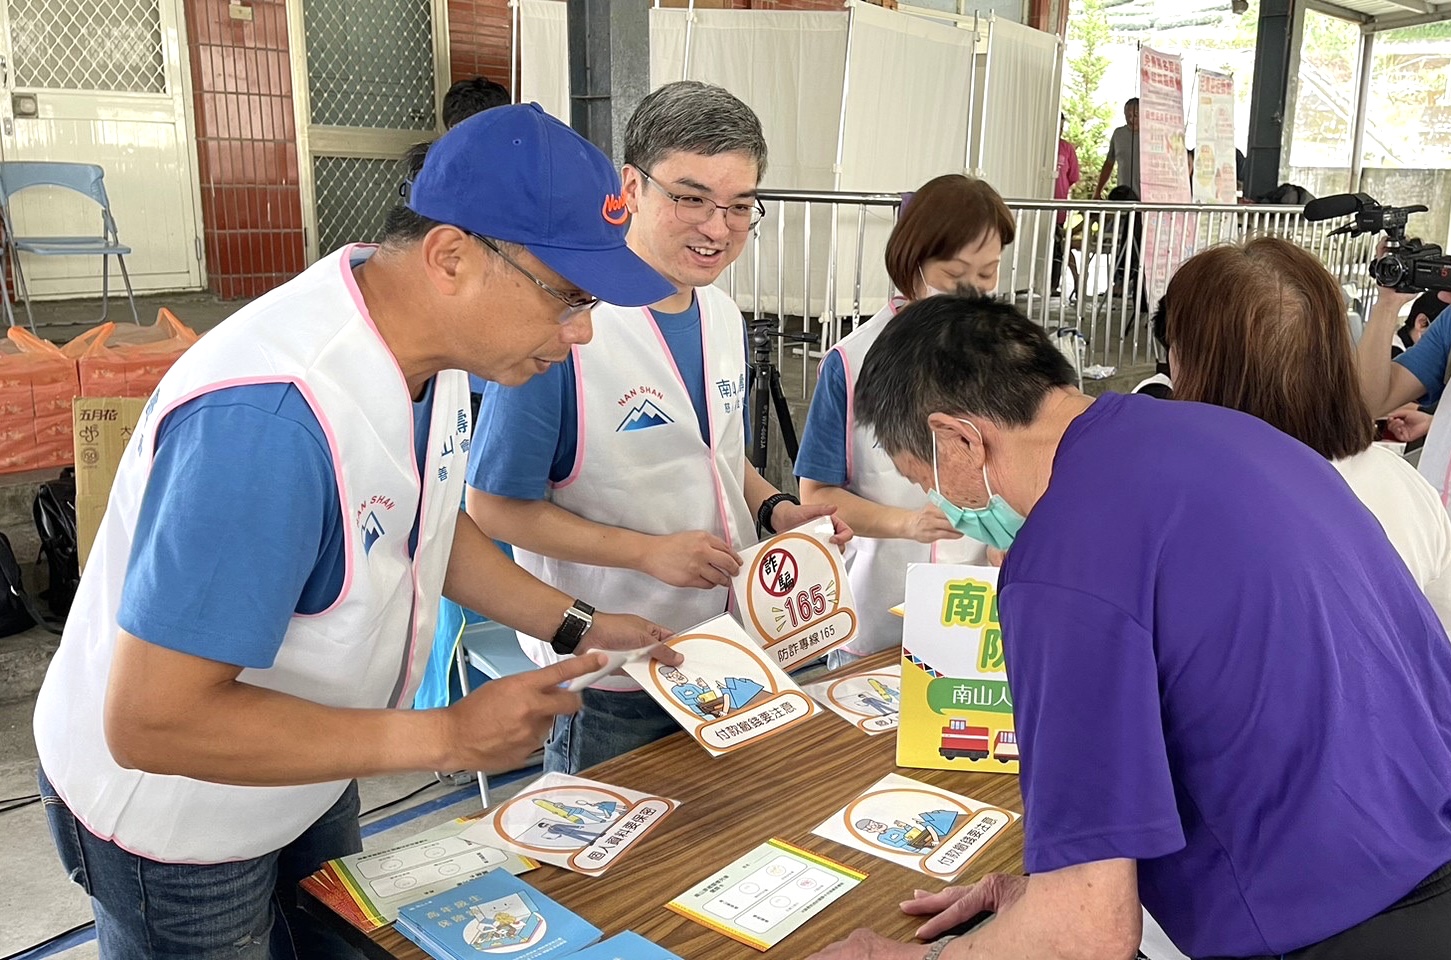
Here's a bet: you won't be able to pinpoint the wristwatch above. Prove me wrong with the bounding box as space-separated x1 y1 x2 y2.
550 600 595 655
757 492 800 535
922 935 959 960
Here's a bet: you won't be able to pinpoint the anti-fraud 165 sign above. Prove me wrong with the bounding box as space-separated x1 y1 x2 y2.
731 520 858 670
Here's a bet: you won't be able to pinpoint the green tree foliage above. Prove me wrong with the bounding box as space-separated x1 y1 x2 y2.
1063 0 1116 197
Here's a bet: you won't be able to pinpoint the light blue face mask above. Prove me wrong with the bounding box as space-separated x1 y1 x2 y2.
928 420 1025 552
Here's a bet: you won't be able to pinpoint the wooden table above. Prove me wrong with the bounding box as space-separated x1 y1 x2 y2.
303 651 1025 959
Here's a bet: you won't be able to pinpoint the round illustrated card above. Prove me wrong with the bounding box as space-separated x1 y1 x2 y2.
490 785 633 855
647 632 779 723
843 787 976 858
824 671 901 730
744 532 857 652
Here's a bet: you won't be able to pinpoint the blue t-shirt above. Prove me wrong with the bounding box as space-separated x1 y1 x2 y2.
1394 304 1451 404
118 380 436 670
999 393 1451 958
468 298 746 498
794 349 849 486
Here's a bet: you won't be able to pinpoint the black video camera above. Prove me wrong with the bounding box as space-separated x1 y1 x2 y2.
1303 192 1451 294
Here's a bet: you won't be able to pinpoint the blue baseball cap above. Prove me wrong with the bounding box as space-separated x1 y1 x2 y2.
407 103 672 308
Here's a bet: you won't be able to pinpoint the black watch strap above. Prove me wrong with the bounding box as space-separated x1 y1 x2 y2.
550 600 595 655
757 492 800 535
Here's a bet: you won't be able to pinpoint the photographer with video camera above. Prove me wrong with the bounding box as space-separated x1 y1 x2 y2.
1299 193 1451 500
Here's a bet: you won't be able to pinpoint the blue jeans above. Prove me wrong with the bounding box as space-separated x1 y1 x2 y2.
544 687 678 774
38 767 364 960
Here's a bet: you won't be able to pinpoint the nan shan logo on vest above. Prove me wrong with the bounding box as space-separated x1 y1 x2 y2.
616 386 673 433
355 495 396 555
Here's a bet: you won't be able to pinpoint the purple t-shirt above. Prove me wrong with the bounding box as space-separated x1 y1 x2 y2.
999 393 1451 958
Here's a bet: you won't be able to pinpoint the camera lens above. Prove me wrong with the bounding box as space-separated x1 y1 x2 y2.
1373 255 1408 287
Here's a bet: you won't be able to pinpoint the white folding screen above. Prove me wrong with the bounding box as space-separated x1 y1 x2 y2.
972 15 1062 304
652 7 849 318
518 0 570 121
974 15 1061 200
834 1 978 321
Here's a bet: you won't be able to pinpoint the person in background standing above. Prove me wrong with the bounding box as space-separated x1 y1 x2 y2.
1051 115 1080 298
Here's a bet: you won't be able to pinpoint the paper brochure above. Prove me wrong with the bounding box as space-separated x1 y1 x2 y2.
667 838 865 951
395 870 600 959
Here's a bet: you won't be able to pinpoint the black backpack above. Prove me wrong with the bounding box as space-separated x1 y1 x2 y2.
0 529 58 637
33 468 79 620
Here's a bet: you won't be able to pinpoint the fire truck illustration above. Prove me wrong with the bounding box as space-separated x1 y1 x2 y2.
993 730 1019 763
938 719 990 761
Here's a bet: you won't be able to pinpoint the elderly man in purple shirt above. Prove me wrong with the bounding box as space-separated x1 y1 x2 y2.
808 295 1451 960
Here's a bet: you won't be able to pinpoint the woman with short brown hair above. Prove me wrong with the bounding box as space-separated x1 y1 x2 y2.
1166 236 1451 630
795 174 1015 662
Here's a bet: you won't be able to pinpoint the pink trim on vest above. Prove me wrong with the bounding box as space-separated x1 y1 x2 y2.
836 298 904 491
337 244 434 703
145 376 356 618
45 771 261 866
552 343 588 490
643 301 737 550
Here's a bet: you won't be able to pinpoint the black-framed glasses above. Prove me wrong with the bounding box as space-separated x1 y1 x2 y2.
638 170 765 231
471 233 599 318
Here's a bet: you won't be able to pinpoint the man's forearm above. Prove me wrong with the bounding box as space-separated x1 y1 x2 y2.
1095 161 1114 195
464 491 650 578
1358 297 1416 416
105 633 453 786
944 870 1139 960
444 508 578 639
800 480 909 539
744 464 782 518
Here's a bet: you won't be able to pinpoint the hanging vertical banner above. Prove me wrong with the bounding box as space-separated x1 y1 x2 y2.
1138 47 1194 310
1193 70 1237 205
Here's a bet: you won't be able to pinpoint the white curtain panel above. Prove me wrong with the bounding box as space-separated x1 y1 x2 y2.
976 15 1063 303
651 8 850 320
831 0 978 322
519 0 570 122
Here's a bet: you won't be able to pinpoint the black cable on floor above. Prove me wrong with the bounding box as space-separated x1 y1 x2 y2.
0 796 41 815
0 793 40 805
0 919 94 960
358 779 444 819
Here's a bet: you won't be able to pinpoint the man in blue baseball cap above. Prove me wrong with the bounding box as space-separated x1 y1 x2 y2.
33 104 677 959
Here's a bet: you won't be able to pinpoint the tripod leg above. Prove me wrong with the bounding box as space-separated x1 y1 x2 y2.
769 369 800 464
748 364 770 471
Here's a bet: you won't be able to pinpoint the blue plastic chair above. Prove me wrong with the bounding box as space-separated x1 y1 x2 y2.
0 161 139 332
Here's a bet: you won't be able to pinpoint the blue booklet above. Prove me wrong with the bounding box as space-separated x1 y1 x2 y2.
395 870 601 959
567 932 683 960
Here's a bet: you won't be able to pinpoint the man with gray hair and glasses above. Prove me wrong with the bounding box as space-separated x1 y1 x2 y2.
465 82 850 772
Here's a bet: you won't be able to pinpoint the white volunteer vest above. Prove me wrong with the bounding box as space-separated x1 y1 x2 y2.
832 302 987 654
32 245 470 863
513 285 754 691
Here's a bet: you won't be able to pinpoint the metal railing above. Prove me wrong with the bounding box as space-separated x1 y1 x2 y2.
718 190 1379 393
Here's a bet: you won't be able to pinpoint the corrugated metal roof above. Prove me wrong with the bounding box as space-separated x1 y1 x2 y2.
1306 0 1451 31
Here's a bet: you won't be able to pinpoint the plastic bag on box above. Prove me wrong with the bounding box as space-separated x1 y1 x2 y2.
65 308 198 398
0 328 80 474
